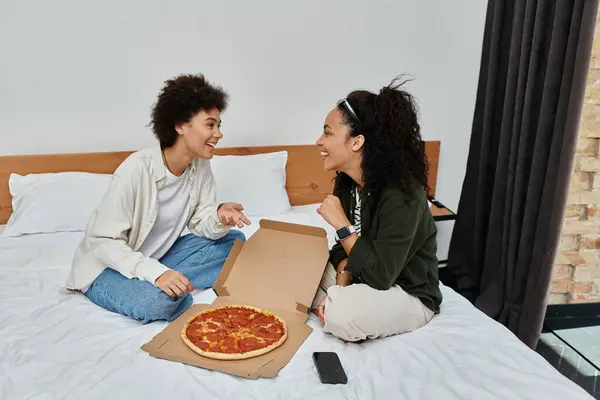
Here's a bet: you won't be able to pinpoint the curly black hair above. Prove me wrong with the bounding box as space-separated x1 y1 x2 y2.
337 76 430 198
149 73 229 148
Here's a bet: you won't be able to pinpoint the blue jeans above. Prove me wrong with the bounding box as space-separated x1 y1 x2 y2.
85 230 245 324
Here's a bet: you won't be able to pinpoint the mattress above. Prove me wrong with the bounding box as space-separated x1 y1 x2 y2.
0 206 592 400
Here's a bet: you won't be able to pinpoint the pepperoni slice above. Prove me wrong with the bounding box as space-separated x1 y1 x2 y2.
265 330 283 341
221 336 236 350
239 320 252 327
232 316 250 327
186 327 203 339
250 326 267 337
268 327 283 336
250 315 267 325
187 333 203 342
211 315 227 324
206 332 224 342
197 341 210 350
238 337 264 352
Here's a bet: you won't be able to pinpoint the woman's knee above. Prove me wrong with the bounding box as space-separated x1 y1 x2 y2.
133 293 193 324
322 287 367 341
323 308 364 342
213 230 245 256
178 230 245 252
224 229 246 243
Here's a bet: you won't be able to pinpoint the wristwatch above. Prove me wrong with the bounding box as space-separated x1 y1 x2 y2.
335 225 356 241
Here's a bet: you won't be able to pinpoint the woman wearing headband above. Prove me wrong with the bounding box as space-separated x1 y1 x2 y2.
313 77 442 342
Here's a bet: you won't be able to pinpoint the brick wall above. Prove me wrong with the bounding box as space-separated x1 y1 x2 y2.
549 15 600 304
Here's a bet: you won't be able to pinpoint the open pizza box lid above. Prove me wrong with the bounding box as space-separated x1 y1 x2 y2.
141 219 330 379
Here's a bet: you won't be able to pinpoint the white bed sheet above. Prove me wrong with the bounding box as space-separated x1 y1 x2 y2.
0 206 592 400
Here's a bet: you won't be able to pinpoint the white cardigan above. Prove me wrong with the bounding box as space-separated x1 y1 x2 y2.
65 146 229 292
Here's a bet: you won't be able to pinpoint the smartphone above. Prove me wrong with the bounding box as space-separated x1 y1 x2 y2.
312 352 348 384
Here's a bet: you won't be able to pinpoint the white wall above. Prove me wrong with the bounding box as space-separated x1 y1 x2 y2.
0 0 486 218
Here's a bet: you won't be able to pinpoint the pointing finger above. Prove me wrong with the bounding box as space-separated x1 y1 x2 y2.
240 214 251 225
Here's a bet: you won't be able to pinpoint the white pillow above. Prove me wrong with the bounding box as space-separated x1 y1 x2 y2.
2 172 113 237
210 151 291 216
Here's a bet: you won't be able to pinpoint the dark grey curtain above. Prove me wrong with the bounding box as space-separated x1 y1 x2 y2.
442 0 598 348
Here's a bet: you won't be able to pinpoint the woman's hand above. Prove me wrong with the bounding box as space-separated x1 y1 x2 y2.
217 203 251 228
317 195 351 230
314 295 327 325
336 259 353 286
336 271 352 286
155 270 194 297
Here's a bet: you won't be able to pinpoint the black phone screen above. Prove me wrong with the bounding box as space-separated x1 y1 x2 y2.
313 352 348 384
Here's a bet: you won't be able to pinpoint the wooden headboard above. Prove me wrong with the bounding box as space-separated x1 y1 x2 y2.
0 142 440 224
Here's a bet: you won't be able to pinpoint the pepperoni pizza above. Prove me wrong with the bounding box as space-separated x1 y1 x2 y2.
181 305 288 360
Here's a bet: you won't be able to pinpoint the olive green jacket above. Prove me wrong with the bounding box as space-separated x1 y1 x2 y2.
329 175 443 313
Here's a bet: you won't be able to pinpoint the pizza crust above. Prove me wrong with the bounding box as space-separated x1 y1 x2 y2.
181 305 288 361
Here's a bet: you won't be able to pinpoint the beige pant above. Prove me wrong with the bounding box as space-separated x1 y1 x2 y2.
311 263 434 342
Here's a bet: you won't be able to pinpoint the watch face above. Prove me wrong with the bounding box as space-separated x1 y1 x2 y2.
337 227 351 240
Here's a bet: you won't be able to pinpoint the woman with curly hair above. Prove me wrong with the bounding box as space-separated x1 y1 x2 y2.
66 73 249 323
312 77 443 342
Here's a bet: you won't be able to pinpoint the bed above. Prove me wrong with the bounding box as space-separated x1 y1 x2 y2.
0 144 593 399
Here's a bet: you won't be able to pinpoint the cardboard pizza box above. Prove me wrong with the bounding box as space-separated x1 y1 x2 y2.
141 219 330 379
